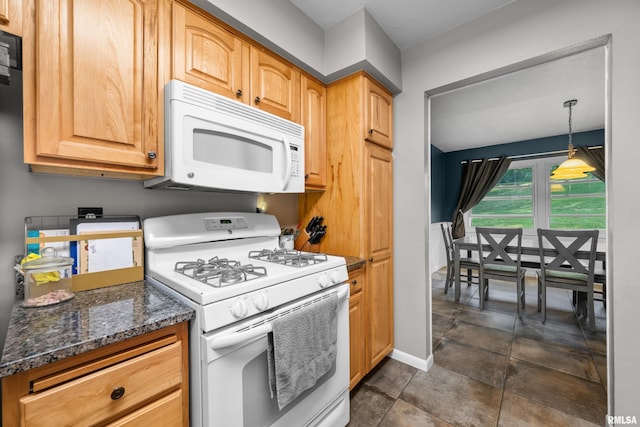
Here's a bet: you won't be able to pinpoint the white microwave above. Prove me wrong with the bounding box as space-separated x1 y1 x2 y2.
145 80 305 193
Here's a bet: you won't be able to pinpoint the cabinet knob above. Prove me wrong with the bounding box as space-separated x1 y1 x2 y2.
254 96 261 104
305 174 309 179
147 151 157 160
236 89 243 98
111 386 126 400
351 280 358 285
369 257 374 262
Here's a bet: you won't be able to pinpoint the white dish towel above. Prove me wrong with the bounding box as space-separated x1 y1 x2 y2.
267 294 339 410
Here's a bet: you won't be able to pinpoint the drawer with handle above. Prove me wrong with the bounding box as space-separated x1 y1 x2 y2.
19 342 182 426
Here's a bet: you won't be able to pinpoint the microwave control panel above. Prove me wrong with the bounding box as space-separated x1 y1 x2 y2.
290 145 301 178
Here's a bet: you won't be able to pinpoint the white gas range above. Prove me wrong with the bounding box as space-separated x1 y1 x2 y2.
144 212 350 427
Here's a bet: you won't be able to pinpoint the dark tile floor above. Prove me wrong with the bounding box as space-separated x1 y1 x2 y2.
348 270 607 427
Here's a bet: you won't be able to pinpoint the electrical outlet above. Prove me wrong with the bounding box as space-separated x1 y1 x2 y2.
78 207 103 218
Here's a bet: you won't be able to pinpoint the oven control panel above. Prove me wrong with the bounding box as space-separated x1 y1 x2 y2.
204 217 248 231
198 265 348 330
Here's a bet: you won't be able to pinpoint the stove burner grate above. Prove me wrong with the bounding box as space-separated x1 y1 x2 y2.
248 249 328 267
174 256 267 287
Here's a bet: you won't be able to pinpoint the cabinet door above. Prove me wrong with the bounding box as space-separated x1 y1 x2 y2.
366 144 393 261
30 0 161 172
365 143 394 369
301 76 327 190
348 268 365 390
366 256 393 369
172 3 249 103
364 77 393 149
250 47 300 122
0 0 21 35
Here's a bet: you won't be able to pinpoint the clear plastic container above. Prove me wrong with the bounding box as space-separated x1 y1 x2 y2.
21 248 74 308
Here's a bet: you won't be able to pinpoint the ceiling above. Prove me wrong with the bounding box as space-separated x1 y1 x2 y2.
290 0 606 152
290 0 517 51
430 47 606 152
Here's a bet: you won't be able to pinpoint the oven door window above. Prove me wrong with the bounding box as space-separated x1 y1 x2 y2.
193 129 273 173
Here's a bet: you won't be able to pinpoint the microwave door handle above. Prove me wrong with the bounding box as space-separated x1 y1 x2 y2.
282 136 292 190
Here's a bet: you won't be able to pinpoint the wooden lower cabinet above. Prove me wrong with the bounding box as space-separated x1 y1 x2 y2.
366 255 394 370
2 323 189 426
348 267 366 390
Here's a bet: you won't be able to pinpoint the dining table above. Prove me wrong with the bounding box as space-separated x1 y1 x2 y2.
452 234 606 303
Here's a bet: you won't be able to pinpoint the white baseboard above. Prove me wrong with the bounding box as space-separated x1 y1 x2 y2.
389 348 433 372
431 263 446 274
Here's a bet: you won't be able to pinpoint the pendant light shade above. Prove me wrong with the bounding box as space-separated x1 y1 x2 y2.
550 99 595 181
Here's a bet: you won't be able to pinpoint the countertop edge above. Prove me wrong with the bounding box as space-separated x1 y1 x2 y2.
343 256 367 272
0 281 194 379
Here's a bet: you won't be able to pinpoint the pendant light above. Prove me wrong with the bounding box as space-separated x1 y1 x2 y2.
550 99 595 180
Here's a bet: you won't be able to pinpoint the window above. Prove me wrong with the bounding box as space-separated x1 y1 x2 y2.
471 166 534 228
470 156 605 231
549 166 606 229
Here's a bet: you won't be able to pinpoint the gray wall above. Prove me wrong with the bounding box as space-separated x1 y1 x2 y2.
193 0 402 92
396 0 639 415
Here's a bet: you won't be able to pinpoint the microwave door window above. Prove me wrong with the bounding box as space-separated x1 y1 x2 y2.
193 129 273 173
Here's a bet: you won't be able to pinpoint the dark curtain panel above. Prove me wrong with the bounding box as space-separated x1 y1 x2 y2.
451 156 512 239
574 146 605 181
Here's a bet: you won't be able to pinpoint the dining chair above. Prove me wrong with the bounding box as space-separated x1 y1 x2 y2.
537 228 599 332
475 227 526 317
440 223 478 293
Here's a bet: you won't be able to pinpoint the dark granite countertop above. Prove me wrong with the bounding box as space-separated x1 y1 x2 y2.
0 281 194 378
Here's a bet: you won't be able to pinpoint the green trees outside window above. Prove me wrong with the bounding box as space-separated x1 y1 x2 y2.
470 159 605 230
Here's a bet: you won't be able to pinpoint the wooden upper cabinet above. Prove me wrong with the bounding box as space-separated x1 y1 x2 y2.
171 5 301 123
250 47 301 122
172 3 249 103
364 77 393 149
301 75 327 190
0 0 22 35
23 0 167 178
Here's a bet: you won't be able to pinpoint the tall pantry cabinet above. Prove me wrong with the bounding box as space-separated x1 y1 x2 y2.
298 72 394 383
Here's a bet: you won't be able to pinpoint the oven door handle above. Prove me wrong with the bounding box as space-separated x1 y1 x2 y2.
209 286 349 350
210 323 273 350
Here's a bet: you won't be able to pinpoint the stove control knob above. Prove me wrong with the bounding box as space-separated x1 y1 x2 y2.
330 270 341 284
317 274 329 288
231 298 249 318
253 293 269 311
